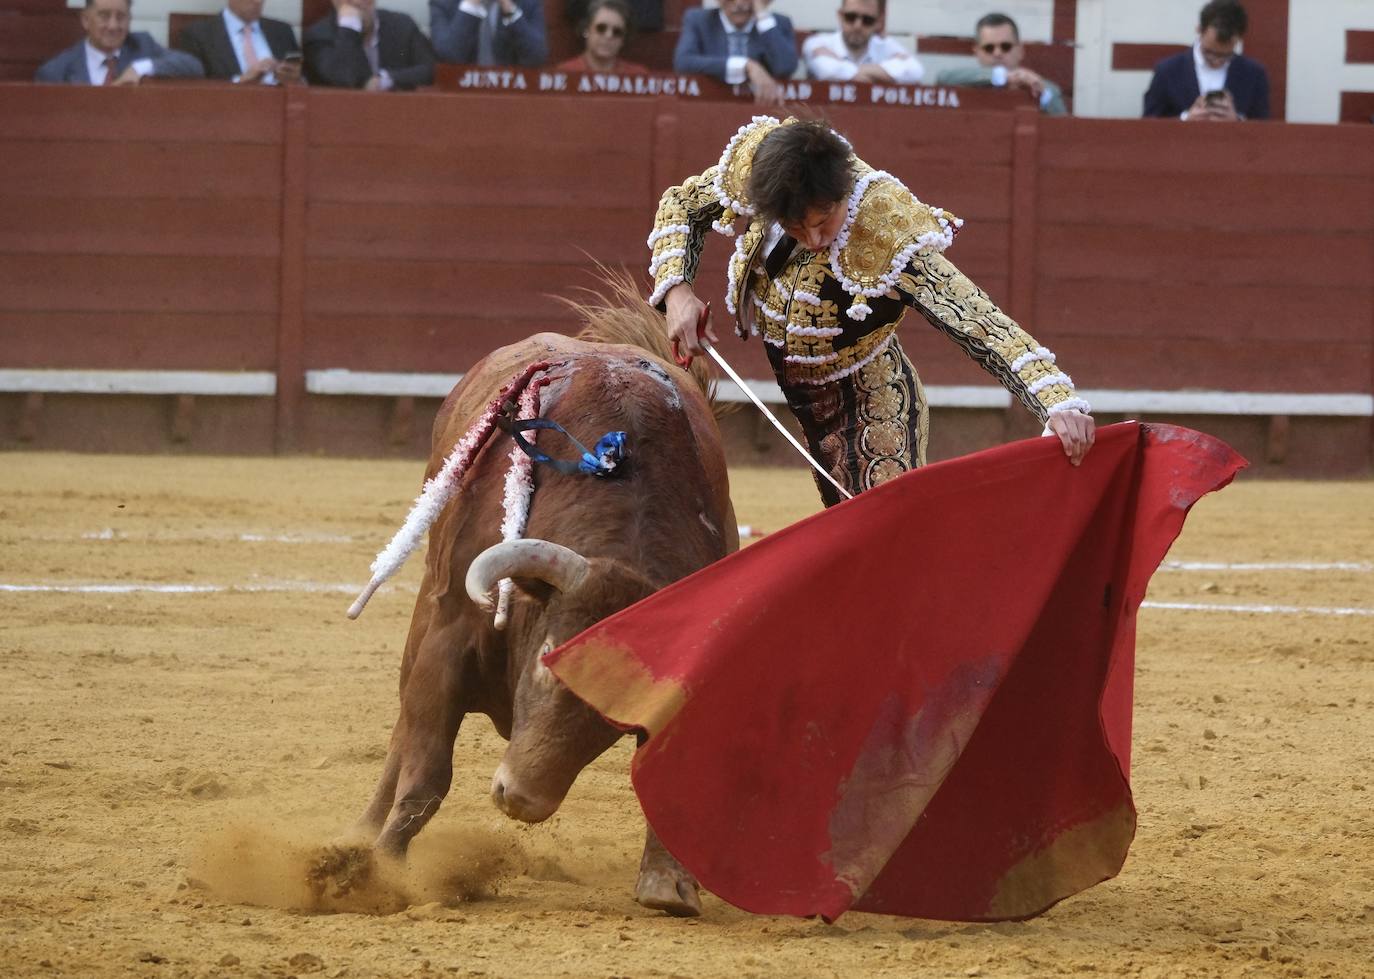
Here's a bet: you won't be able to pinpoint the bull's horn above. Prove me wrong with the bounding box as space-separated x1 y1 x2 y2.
465 539 591 611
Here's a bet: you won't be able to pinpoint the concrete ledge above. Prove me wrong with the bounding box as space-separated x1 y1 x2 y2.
0 370 277 397
5 370 1371 418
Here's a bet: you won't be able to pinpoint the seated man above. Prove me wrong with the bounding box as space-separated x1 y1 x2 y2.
803 0 922 85
1143 0 1269 120
177 0 302 85
674 0 797 106
936 12 1066 115
304 0 435 90
36 0 204 84
429 0 548 67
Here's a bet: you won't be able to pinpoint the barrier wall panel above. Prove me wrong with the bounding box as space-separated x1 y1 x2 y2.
307 145 650 209
0 197 282 258
304 259 605 319
1039 335 1371 392
0 312 279 370
1038 225 1372 288
0 84 284 142
1038 280 1373 344
305 90 661 151
0 255 279 313
1037 118 1374 176
1038 170 1374 232
306 203 647 264
304 315 580 373
2 142 283 200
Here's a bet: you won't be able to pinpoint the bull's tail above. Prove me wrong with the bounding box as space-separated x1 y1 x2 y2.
558 265 728 417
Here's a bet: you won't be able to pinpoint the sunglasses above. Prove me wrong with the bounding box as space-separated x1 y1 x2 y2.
980 41 1016 54
591 21 625 37
841 11 878 27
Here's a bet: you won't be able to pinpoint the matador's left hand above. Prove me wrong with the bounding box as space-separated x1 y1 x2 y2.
1048 409 1095 466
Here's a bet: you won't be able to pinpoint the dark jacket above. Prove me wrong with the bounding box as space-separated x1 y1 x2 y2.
673 7 798 82
176 12 300 80
35 32 205 83
429 0 548 67
304 9 436 90
1143 49 1270 120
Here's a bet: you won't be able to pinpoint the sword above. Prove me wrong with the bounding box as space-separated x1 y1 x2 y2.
675 303 853 502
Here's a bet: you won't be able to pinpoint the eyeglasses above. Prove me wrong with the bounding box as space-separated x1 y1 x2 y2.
592 22 625 37
980 41 1016 54
841 12 878 27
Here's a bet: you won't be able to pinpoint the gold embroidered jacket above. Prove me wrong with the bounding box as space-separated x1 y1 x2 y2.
647 116 1089 422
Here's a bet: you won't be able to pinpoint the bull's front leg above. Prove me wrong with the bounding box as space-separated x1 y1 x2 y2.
371 626 470 858
634 821 702 917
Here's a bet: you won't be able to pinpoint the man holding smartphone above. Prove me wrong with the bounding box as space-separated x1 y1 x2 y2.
177 0 303 84
1143 0 1270 120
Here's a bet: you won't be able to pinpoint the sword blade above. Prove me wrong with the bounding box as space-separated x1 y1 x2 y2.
704 342 853 501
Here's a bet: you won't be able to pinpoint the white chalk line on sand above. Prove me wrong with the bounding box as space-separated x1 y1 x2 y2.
1 581 1369 617
1160 560 1370 572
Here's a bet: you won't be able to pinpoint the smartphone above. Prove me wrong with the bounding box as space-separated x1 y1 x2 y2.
1204 89 1226 105
281 52 303 64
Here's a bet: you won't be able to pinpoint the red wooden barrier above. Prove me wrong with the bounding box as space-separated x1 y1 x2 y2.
0 83 1370 469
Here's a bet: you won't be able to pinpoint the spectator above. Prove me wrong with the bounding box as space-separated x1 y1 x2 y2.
430 0 548 67
1143 0 1269 120
674 0 798 107
176 0 302 85
566 0 661 34
304 0 435 90
556 0 647 74
35 0 204 84
935 13 1066 115
803 0 922 85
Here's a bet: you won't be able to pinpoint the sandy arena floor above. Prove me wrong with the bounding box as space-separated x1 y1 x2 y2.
1 450 1371 979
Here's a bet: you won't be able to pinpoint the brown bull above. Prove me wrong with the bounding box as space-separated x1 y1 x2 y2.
355 279 737 916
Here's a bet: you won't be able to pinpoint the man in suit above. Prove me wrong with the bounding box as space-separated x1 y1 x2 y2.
305 0 435 90
35 0 204 84
1143 0 1269 121
176 0 302 85
429 0 548 67
674 0 798 106
936 12 1067 115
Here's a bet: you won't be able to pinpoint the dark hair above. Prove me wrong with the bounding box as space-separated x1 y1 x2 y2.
580 0 633 38
843 0 886 15
747 121 854 226
1199 1 1247 41
974 12 1019 41
86 0 131 7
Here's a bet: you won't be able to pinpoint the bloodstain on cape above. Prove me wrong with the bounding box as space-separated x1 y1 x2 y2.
545 422 1246 922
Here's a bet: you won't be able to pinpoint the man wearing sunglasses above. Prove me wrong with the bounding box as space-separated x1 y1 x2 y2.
1143 1 1269 121
935 13 1066 115
802 0 922 85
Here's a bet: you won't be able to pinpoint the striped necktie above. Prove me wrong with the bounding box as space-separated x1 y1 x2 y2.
101 55 119 84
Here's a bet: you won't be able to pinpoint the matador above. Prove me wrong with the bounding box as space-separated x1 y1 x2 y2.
648 115 1095 505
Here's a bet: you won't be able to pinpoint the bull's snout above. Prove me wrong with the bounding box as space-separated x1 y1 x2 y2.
490 763 560 823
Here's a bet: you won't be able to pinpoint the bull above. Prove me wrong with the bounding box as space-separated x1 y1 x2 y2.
352 278 737 917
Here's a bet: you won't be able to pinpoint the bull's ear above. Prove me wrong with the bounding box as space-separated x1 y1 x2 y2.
508 576 555 604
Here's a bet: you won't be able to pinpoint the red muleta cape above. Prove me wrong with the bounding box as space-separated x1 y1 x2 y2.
545 422 1246 922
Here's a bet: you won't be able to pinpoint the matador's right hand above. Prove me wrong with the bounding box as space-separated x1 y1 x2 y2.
665 283 717 359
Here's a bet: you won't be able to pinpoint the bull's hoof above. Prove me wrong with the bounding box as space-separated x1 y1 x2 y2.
634 868 702 918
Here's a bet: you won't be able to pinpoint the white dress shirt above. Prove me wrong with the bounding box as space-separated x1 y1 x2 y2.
802 30 923 84
84 40 152 83
223 8 278 84
458 0 524 26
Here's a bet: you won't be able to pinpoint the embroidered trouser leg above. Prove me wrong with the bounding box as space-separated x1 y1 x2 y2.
777 338 929 508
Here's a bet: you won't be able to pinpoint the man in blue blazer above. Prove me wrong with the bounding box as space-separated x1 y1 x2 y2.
176 0 303 84
36 0 204 84
1143 0 1269 121
674 0 798 106
429 0 548 67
